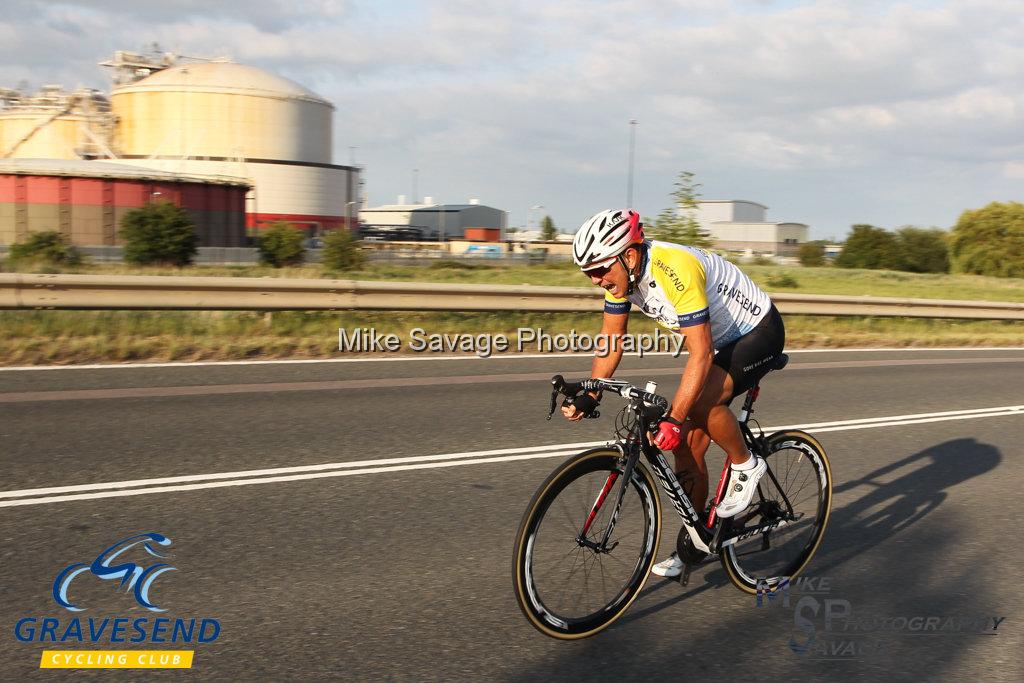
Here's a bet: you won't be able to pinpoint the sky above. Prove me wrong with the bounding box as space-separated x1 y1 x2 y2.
2 0 1023 240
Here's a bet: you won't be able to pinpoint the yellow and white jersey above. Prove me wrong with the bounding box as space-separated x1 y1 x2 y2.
604 240 771 349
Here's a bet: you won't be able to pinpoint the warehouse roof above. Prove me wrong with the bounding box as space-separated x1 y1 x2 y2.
113 61 332 107
0 158 250 186
363 204 499 212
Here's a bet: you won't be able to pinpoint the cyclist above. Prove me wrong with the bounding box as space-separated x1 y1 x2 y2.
561 208 785 578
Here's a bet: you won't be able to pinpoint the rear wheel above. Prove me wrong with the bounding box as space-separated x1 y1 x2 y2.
720 430 831 593
512 448 660 639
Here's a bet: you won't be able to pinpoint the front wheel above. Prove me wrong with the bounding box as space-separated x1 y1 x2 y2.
512 447 661 639
720 430 832 593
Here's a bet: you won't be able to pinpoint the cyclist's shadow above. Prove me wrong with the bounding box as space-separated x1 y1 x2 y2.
624 436 1001 622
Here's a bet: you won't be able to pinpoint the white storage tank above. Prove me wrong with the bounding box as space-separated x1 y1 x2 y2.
110 61 357 233
110 62 332 163
0 87 113 159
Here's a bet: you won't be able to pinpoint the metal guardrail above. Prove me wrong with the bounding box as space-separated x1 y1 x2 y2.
1 273 1023 319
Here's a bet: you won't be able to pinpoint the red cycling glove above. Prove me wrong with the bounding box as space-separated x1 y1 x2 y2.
653 417 683 451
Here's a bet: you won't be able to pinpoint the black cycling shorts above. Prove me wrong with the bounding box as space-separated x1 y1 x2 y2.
713 304 786 402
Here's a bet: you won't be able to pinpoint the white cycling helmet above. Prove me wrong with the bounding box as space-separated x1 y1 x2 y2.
572 208 644 271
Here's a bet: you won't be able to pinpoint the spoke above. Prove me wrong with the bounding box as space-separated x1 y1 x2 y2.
784 451 796 486
601 548 637 567
786 467 815 503
553 547 587 612
573 550 596 615
557 489 581 534
787 491 820 511
533 545 585 582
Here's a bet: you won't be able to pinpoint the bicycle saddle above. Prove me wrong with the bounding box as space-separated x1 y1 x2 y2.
769 353 789 372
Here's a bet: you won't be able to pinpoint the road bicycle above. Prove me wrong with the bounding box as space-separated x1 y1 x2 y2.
512 354 832 639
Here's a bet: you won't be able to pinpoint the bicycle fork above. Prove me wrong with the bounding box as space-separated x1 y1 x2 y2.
576 444 638 553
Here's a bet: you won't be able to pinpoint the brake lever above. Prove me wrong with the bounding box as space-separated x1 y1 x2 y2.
547 388 558 420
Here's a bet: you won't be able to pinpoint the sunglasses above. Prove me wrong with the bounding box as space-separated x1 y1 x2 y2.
583 262 615 278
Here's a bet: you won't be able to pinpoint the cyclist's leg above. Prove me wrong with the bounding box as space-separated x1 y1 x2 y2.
687 365 749 465
670 366 739 511
699 304 787 465
671 425 711 513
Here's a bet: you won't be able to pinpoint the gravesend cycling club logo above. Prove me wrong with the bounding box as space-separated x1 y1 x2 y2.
13 532 222 670
53 533 176 612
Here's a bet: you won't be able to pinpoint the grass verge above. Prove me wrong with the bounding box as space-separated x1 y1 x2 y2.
3 258 1023 302
0 310 1021 365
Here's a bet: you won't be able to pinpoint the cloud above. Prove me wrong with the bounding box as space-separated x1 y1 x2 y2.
2 1 1024 236
1004 162 1024 179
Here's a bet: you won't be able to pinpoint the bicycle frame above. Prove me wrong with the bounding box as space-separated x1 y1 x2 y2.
577 384 797 558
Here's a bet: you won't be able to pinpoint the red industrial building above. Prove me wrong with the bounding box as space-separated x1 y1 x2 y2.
0 159 249 247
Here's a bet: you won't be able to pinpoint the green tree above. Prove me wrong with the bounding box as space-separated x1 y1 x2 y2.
949 201 1024 278
647 171 714 248
835 224 899 270
120 202 199 267
892 226 949 273
797 241 826 267
540 215 557 241
257 222 306 268
8 231 82 268
322 228 365 271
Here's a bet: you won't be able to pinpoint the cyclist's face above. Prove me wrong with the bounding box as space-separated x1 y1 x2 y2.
585 258 626 298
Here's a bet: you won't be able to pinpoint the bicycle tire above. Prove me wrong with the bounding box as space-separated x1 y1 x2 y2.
512 447 661 639
720 430 832 594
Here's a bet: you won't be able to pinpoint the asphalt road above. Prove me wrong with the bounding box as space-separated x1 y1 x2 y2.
0 347 1022 681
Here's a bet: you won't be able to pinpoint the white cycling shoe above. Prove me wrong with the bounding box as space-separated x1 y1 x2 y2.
650 551 685 578
715 455 767 519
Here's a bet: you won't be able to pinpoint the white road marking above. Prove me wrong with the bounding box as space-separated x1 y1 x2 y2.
1 405 1020 508
1 347 1022 371
0 442 603 500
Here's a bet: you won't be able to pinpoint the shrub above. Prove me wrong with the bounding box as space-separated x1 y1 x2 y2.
950 202 1024 278
426 259 492 271
766 273 799 288
8 231 82 267
835 224 899 270
891 226 949 273
257 222 306 268
797 242 826 267
321 229 365 271
121 202 199 267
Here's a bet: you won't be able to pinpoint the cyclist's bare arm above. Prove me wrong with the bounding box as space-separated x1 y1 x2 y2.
590 310 628 380
562 311 628 422
665 321 714 423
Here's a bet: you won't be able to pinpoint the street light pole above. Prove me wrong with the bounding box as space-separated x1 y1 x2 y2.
346 201 357 234
627 119 637 207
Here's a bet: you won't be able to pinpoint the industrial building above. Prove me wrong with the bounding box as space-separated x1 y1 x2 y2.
692 200 808 255
0 159 247 247
0 50 360 246
359 199 506 241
